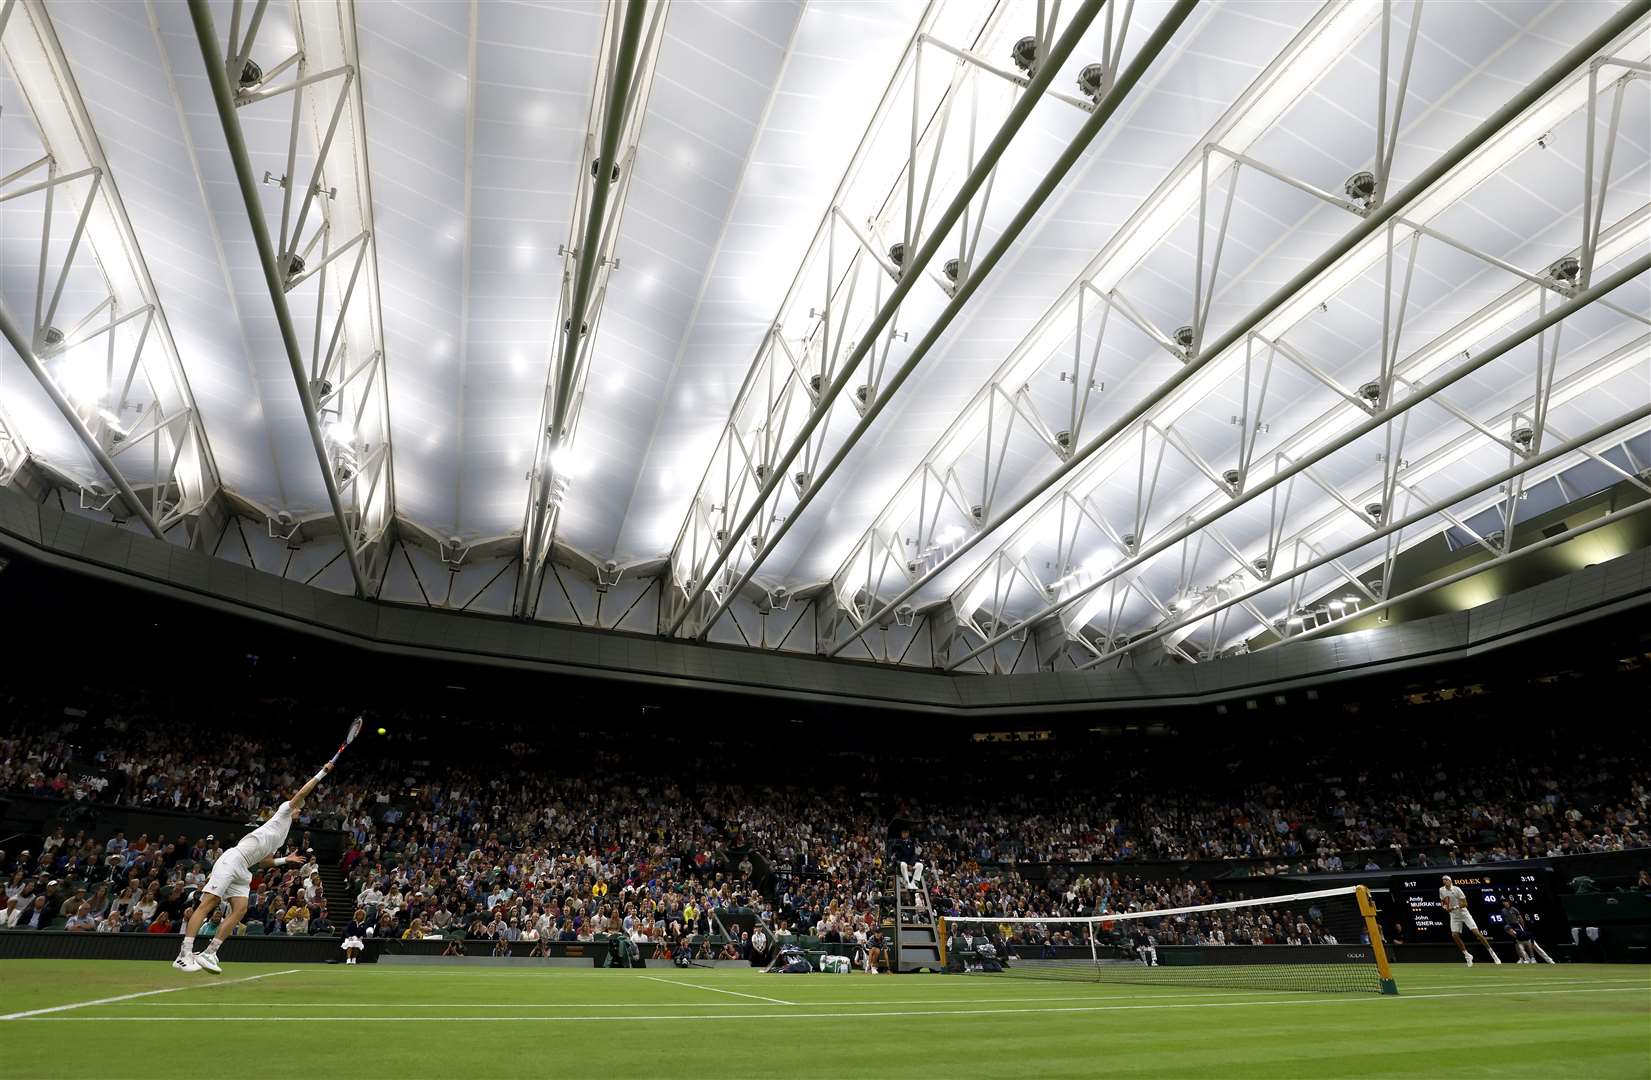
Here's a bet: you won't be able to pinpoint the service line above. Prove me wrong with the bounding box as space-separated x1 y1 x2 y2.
638 974 794 1005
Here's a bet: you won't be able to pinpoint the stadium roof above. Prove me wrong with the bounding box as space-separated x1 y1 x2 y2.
1 0 1647 678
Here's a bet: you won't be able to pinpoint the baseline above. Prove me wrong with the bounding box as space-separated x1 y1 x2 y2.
0 969 301 1021
18 983 1648 1022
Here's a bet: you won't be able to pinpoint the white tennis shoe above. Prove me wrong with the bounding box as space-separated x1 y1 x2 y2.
172 955 201 973
194 951 222 974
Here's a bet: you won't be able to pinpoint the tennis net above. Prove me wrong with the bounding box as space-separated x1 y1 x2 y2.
940 884 1397 994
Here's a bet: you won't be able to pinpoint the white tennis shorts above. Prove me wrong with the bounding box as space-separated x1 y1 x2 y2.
1448 909 1477 933
342 936 365 951
204 851 253 901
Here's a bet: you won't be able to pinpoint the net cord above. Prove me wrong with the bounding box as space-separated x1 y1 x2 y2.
942 885 1378 927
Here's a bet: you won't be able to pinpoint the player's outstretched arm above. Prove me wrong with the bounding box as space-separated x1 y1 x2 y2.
257 852 306 871
289 760 334 811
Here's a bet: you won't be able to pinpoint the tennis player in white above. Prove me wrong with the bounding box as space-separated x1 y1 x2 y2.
1439 875 1501 967
173 762 332 973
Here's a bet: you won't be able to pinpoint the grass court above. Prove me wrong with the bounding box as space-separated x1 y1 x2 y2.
1 960 1646 1078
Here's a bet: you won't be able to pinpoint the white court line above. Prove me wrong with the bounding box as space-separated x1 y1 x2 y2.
132 977 1650 1010
638 975 793 1006
17 984 1648 1022
0 969 300 1021
146 998 1109 1008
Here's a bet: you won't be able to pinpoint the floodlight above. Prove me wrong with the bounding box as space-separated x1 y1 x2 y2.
1344 170 1376 210
1010 35 1037 74
1077 63 1107 104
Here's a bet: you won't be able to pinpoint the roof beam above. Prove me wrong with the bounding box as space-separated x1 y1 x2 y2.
516 0 669 619
186 0 397 596
1105 204 1651 654
1076 330 1651 667
667 0 1187 638
0 304 162 536
658 0 1006 634
958 252 1651 669
836 0 1651 662
1042 135 1651 662
1256 432 1651 653
820 1 1382 658
1 0 227 542
0 398 28 488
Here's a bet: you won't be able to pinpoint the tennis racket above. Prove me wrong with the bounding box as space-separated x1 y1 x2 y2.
326 715 364 768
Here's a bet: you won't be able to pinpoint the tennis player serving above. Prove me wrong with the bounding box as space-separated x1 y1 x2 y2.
173 718 361 973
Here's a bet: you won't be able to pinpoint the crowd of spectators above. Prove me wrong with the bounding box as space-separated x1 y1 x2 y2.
330 770 786 951
947 875 1360 955
902 729 1651 871
0 823 330 938
2 683 1648 942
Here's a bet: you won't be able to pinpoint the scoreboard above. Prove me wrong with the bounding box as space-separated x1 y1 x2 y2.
1389 870 1567 943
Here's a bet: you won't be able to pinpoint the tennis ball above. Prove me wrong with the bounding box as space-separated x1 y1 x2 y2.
376 727 387 736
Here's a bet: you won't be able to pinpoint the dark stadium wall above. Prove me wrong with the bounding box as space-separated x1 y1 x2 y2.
2 558 1646 738
0 931 788 967
0 929 344 965
2 481 1650 716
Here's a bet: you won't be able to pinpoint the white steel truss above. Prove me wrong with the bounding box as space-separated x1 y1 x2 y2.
186 0 397 595
0 399 25 487
956 41 1651 670
821 1 1390 657
0 0 222 540
947 146 1651 665
827 4 1651 669
664 0 1189 638
1075 327 1651 670
956 213 1650 671
515 0 671 619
